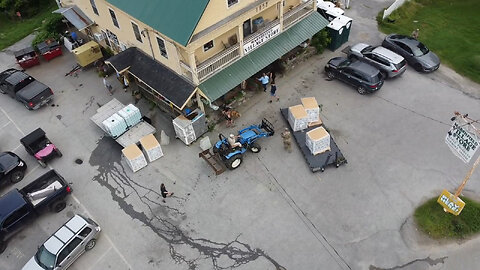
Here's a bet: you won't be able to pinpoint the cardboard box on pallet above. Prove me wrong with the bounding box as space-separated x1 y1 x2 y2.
306 126 331 155
122 144 147 172
301 97 320 123
139 134 163 162
288 105 309 131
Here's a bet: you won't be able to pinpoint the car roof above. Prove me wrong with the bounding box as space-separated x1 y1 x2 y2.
372 46 404 63
349 61 380 76
0 190 27 222
4 71 30 85
43 215 88 254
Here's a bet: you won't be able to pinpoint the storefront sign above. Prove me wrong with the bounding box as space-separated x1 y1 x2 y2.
243 24 281 55
437 189 465 215
445 120 479 163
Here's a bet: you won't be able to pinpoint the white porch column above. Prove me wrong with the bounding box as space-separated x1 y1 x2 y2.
237 25 244 56
196 91 205 113
279 1 284 30
188 51 199 85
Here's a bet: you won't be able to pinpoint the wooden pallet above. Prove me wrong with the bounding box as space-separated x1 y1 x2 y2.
199 149 226 175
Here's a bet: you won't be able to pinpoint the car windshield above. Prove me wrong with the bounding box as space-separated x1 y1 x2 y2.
339 59 351 67
35 245 56 270
361 45 374 53
412 42 429 56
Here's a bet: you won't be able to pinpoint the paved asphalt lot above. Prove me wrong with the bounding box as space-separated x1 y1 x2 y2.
1 1 480 269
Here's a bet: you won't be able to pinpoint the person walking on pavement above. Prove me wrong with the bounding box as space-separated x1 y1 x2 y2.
269 82 280 103
160 183 174 203
281 128 292 153
103 75 113 96
258 73 269 92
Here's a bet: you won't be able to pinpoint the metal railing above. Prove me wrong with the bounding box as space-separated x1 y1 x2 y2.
197 43 241 81
284 0 314 29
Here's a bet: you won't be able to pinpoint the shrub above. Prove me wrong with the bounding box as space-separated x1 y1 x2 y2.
311 29 331 54
32 13 64 46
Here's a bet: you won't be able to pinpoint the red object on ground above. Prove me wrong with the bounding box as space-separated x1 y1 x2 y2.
14 46 40 69
37 41 63 62
42 46 63 61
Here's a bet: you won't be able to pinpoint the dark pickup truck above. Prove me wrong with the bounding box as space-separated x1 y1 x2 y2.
0 68 54 110
0 170 71 253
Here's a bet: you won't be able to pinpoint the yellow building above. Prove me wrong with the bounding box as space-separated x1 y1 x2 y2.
58 0 328 113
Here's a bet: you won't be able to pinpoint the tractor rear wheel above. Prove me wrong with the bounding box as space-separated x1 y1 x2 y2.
250 143 261 153
226 154 243 170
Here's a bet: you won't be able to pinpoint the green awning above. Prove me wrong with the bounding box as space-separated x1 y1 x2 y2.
199 12 329 102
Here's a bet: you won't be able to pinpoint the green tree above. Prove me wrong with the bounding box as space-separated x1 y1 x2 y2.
311 29 331 54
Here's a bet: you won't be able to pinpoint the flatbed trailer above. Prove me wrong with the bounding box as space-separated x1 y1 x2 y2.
280 108 347 172
90 98 156 147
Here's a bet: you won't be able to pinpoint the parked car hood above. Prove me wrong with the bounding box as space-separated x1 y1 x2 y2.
21 257 44 270
328 57 348 67
416 51 440 68
0 152 20 172
16 80 50 101
350 43 370 54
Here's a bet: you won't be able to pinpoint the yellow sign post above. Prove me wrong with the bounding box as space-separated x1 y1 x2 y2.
437 189 466 215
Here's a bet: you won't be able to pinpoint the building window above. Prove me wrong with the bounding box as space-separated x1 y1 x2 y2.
90 0 98 15
109 8 119 28
203 40 214 52
156 37 168 58
227 0 239 8
131 22 142 42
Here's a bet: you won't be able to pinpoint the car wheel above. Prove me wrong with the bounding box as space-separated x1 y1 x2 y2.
414 64 423 72
85 239 96 251
38 159 47 168
51 200 66 213
250 143 261 153
56 149 63 157
10 170 25 183
326 71 335 79
227 154 243 170
357 86 367 95
0 241 7 254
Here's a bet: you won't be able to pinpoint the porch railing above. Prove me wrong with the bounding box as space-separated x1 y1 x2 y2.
197 43 241 81
284 0 314 29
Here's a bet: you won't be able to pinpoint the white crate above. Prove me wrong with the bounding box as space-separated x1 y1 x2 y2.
102 113 128 138
301 97 320 123
118 104 141 127
139 134 163 162
288 105 309 131
306 127 331 155
122 144 147 172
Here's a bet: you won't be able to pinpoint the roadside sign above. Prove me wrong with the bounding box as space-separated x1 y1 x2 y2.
445 120 479 163
437 189 465 216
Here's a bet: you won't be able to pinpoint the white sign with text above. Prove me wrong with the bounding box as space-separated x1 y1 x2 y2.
243 24 281 55
445 120 479 163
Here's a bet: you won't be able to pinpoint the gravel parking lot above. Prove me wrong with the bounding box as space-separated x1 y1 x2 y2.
1 1 480 269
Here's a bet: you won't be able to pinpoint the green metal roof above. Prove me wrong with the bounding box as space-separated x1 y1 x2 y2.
106 0 209 46
199 12 329 102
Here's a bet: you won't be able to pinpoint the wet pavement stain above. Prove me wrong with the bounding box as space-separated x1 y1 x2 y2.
89 136 286 269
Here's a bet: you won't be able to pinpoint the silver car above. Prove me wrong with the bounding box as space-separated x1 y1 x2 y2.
22 214 101 270
348 43 407 78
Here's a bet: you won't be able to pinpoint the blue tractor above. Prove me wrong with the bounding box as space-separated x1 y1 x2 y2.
213 118 274 170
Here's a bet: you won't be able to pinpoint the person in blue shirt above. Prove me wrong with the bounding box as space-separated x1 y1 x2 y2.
258 73 269 92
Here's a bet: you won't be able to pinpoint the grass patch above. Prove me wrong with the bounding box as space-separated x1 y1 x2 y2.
377 0 480 83
0 1 58 50
414 196 480 239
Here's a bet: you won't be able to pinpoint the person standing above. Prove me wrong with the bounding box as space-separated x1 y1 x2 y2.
269 71 276 84
160 183 174 203
103 75 113 96
281 128 292 153
258 73 269 92
123 75 129 92
269 82 280 103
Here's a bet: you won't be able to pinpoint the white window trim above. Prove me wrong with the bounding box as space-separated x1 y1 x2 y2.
131 21 142 43
227 0 239 8
156 35 168 59
203 40 215 52
108 8 120 28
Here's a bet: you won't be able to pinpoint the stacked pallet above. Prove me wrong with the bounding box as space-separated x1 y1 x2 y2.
139 134 163 162
288 105 309 131
122 144 148 172
301 97 322 127
306 126 331 155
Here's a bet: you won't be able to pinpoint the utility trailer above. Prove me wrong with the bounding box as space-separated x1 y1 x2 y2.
90 98 156 147
280 108 347 172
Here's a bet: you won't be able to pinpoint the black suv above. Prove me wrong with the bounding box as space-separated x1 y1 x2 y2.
0 152 27 185
0 69 54 110
325 57 385 94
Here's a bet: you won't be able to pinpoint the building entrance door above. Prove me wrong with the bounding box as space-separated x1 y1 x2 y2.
243 19 251 37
